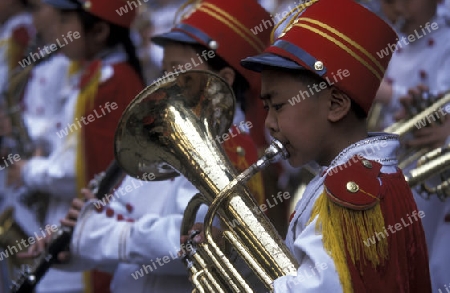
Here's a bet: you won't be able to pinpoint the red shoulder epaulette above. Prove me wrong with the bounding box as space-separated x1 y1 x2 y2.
324 155 382 210
222 126 265 204
79 60 102 89
222 126 258 172
11 26 31 48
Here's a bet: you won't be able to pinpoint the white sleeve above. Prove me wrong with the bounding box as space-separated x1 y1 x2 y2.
21 135 77 199
436 47 450 94
65 181 205 275
389 83 408 113
272 217 342 292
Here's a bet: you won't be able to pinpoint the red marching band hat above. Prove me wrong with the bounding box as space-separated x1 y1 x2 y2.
151 0 273 148
44 0 136 28
241 0 399 115
81 0 136 28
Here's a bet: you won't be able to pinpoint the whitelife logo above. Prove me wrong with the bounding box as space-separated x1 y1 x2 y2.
116 0 149 16
56 102 118 139
250 0 317 35
376 21 439 58
288 69 350 106
18 31 80 68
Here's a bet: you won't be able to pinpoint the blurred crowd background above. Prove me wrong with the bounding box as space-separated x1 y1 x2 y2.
131 0 450 85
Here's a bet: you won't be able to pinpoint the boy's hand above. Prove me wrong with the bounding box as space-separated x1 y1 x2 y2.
60 189 95 227
180 222 224 248
0 108 12 137
180 223 206 245
18 187 97 263
407 117 450 149
60 198 84 228
394 84 429 121
395 86 450 149
17 229 71 263
17 233 49 259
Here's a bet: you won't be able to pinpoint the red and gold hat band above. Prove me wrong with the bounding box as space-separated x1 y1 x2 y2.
195 2 266 53
272 39 327 76
173 23 217 48
294 17 386 80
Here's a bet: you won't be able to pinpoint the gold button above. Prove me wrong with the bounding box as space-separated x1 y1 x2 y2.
346 181 359 193
362 160 372 169
236 146 245 156
314 61 323 71
84 1 91 9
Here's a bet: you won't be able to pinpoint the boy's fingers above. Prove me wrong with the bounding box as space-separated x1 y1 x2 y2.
66 209 79 220
57 251 70 263
180 235 190 244
17 241 45 259
17 250 39 259
71 198 85 210
60 218 76 227
80 188 96 200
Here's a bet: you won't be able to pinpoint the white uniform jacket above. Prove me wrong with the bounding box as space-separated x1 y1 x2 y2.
0 54 70 235
22 54 70 152
63 175 203 293
273 133 400 292
381 15 450 292
382 15 450 128
20 48 130 293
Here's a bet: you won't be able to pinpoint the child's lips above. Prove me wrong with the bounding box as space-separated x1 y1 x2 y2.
280 140 292 154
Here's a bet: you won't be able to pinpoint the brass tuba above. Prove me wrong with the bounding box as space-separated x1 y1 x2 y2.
383 91 450 200
404 144 450 201
384 91 450 169
0 207 34 268
114 70 298 292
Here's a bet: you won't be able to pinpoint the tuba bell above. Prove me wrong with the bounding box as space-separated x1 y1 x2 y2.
114 70 298 292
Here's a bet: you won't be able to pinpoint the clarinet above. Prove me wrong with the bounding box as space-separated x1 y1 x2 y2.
10 160 123 293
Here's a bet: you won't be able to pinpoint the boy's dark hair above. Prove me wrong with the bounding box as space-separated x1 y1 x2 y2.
62 9 144 83
19 0 29 7
190 43 250 113
291 69 366 120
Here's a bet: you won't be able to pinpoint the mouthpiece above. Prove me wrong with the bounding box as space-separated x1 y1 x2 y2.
253 139 289 172
266 138 290 161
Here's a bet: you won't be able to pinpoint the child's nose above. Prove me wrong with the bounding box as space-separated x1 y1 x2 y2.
265 110 279 134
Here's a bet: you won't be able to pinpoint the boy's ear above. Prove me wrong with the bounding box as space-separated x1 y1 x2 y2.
327 87 352 122
217 67 236 87
90 21 110 45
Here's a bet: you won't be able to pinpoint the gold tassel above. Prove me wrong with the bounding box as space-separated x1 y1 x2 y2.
66 62 101 293
72 64 101 194
308 190 388 293
7 37 22 75
68 61 82 77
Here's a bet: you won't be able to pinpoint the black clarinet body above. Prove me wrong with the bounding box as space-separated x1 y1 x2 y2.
10 160 123 293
